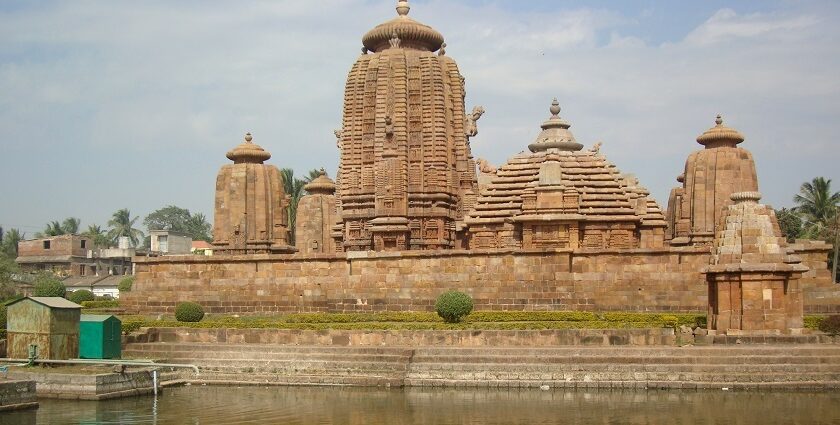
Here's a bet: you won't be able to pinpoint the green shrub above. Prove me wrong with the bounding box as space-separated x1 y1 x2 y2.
121 319 144 335
81 300 120 309
33 273 66 298
435 291 474 323
804 315 824 330
118 276 134 293
68 289 95 304
818 315 840 335
175 302 205 322
0 304 6 329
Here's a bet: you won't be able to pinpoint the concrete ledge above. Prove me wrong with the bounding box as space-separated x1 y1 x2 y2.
0 380 38 411
6 368 158 400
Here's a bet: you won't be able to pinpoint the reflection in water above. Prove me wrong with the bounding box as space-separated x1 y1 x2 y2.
3 385 839 424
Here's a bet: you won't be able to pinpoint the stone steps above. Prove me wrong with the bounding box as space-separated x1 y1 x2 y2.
123 343 413 387
121 342 840 388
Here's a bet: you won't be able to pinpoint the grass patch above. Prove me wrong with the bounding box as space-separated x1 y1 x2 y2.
118 311 707 334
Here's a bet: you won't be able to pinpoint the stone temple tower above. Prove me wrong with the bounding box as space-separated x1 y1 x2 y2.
665 115 759 246
334 0 479 252
212 133 294 254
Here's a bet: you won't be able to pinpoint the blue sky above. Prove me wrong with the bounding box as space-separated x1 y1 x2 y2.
1 0 838 237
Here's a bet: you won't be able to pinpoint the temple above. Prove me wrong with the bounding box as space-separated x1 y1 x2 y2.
122 1 840 334
333 0 478 252
665 115 759 246
212 133 294 254
465 100 666 250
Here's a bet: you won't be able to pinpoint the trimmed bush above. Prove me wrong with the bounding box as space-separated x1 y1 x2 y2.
81 300 120 309
818 315 840 335
68 289 95 304
435 291 474 323
33 273 66 298
175 302 205 322
118 276 134 293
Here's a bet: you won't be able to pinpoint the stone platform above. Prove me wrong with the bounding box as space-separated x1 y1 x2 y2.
5 367 159 400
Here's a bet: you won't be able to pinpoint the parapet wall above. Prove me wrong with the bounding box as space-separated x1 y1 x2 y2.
121 243 840 315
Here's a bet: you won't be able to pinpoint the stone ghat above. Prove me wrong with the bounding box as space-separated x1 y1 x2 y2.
122 244 839 314
122 339 840 390
5 368 158 400
0 380 38 412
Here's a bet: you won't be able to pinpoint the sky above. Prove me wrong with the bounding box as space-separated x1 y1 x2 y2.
1 0 838 238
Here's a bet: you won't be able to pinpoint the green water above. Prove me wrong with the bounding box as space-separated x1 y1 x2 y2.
2 386 838 424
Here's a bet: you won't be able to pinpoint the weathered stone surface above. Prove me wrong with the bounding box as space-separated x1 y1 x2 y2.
212 133 294 254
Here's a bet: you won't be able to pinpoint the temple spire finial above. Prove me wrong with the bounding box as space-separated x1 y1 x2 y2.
715 114 723 126
396 0 410 16
244 132 253 143
549 98 561 116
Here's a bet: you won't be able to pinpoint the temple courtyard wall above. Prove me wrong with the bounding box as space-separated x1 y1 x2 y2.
122 241 840 315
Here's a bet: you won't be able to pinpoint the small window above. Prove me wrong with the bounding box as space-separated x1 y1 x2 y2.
43 240 51 249
81 240 86 249
79 265 85 276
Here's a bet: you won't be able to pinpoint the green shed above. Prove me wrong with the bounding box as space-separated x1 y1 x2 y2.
6 297 81 360
79 314 122 359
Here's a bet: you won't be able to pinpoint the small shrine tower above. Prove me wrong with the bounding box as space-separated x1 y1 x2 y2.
212 133 294 254
666 115 759 245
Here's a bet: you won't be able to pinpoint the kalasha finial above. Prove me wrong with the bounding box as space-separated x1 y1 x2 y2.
715 114 723 126
549 98 561 116
319 167 326 176
244 132 253 143
396 0 410 16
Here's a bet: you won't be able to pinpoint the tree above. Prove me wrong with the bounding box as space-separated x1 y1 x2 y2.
793 177 840 283
0 228 24 257
61 217 81 234
794 177 840 239
281 168 321 245
143 205 212 242
107 208 144 247
33 272 66 298
775 208 802 243
83 224 112 248
0 251 20 301
35 220 65 238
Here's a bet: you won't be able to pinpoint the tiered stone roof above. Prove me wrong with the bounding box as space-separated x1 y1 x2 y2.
465 101 665 227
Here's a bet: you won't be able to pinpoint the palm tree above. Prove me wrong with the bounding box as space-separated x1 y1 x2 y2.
1 228 24 256
35 220 65 238
185 212 213 242
61 217 81 234
281 168 321 245
794 177 840 239
83 224 111 248
107 208 144 247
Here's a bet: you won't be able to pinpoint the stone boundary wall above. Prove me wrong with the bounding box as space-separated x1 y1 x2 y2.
127 327 678 347
121 244 840 314
0 380 38 412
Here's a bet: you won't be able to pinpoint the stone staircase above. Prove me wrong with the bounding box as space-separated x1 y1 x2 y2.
122 343 413 387
122 343 840 389
405 346 840 389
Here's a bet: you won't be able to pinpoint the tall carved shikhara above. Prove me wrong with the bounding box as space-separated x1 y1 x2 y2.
334 0 478 251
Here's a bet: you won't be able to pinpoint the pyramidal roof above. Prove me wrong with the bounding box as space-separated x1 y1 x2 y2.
466 101 666 227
